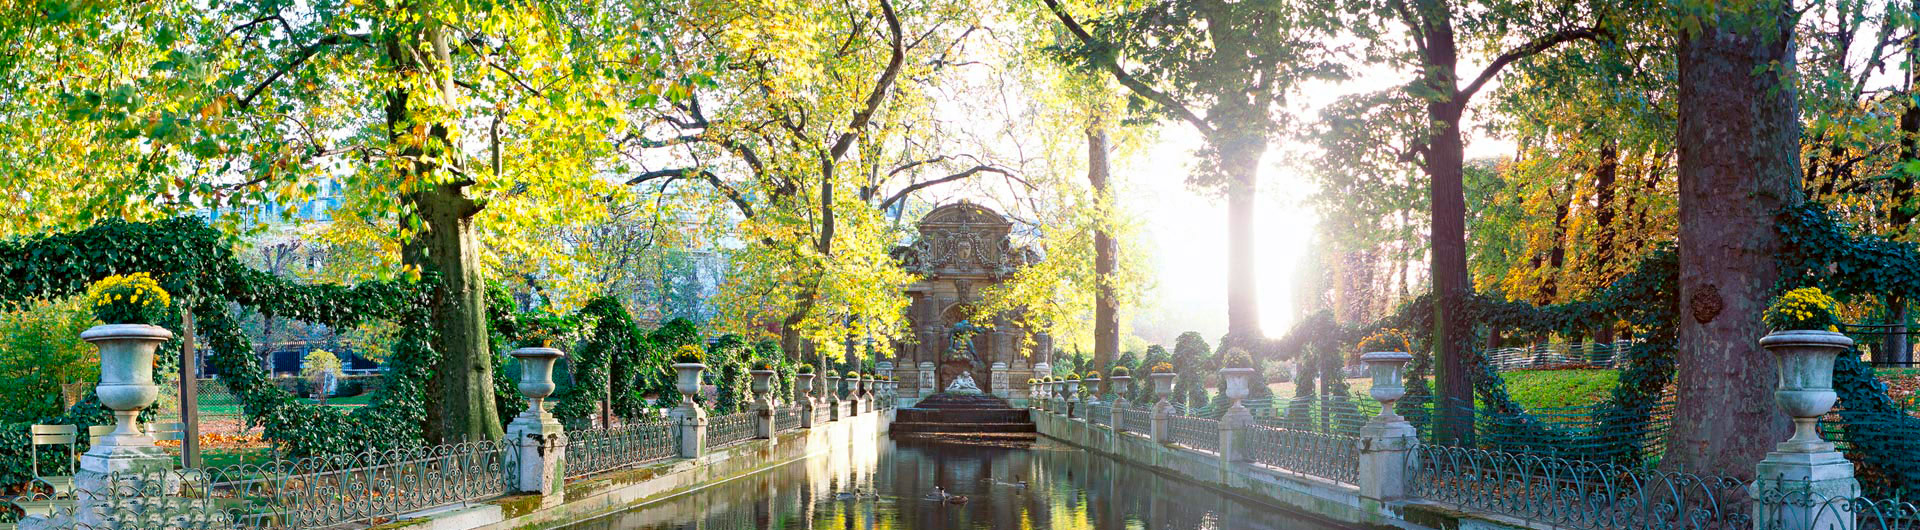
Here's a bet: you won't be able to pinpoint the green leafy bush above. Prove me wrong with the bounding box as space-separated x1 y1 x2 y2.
0 298 99 423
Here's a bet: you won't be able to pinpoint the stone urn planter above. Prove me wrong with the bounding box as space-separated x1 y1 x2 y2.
1360 351 1414 421
825 374 842 402
749 369 775 394
1110 375 1133 398
1064 378 1081 402
1083 375 1102 402
1220 368 1256 402
672 362 707 407
1150 373 1175 396
795 373 816 402
510 347 565 418
83 324 174 447
1761 329 1855 452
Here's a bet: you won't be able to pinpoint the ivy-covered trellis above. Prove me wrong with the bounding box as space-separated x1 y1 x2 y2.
0 217 437 486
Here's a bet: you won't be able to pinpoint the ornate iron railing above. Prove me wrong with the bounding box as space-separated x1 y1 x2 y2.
1409 445 1751 529
565 420 677 479
1088 403 1112 426
1246 423 1358 484
1169 414 1219 453
1121 405 1152 434
1755 483 1920 529
35 440 519 529
708 412 757 449
1481 340 1634 370
774 406 802 433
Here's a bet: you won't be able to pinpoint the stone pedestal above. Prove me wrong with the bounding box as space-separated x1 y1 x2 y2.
1110 398 1129 431
1219 406 1255 463
71 445 177 530
1151 401 1174 444
752 401 776 440
671 404 707 458
506 410 567 495
991 362 1010 399
918 362 936 398
1357 420 1416 501
1750 451 1860 530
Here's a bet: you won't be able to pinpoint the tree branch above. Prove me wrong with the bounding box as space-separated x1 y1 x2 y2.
877 165 1016 211
1040 0 1214 135
1457 26 1602 102
826 0 904 163
238 33 369 110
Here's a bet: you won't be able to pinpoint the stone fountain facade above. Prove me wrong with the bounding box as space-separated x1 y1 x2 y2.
887 202 1051 403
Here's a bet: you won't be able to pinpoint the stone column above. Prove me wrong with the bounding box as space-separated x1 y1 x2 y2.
825 375 844 421
1218 369 1256 463
797 373 818 429
1358 352 1416 502
670 363 709 458
1751 330 1860 530
507 348 567 495
750 370 776 440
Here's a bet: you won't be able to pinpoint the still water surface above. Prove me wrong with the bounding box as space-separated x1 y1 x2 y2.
562 437 1348 529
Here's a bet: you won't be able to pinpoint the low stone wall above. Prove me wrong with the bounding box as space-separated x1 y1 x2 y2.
376 410 891 530
1033 411 1403 528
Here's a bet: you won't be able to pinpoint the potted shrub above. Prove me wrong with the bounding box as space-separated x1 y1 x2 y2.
795 364 816 401
670 344 707 405
1220 349 1257 401
1760 287 1854 452
749 359 777 393
82 273 175 445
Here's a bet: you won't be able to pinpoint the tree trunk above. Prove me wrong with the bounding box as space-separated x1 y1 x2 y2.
1426 98 1474 446
389 18 502 444
1593 145 1619 343
1218 131 1265 351
1886 30 1920 365
1088 127 1119 389
1669 2 1803 477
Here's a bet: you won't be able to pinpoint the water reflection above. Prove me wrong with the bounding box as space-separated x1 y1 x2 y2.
564 437 1348 529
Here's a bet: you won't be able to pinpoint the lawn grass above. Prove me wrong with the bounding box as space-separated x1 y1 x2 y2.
1267 368 1619 411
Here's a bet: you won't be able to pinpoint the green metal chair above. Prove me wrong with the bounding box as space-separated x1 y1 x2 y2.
27 424 78 497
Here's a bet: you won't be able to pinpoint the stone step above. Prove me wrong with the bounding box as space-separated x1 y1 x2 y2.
891 432 1038 444
894 408 1031 423
911 393 1015 410
889 422 1036 434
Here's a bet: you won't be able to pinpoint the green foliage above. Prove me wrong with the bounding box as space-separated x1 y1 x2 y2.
299 350 343 396
0 298 99 423
1110 366 1130 376
797 364 815 374
707 335 752 414
1172 331 1212 407
672 345 706 364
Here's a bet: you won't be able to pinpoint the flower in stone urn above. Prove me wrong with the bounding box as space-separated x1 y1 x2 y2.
670 344 708 403
1357 330 1413 413
1760 287 1853 452
1219 349 1257 401
82 273 175 445
1064 374 1081 398
1148 362 1176 396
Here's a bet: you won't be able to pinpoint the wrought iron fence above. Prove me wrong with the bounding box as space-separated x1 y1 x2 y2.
1246 423 1359 484
775 406 803 433
1121 405 1152 434
1088 403 1112 426
1408 444 1751 530
708 412 757 449
1755 483 1920 529
1481 340 1634 370
1254 394 1675 466
22 440 518 529
1169 414 1219 453
565 420 677 479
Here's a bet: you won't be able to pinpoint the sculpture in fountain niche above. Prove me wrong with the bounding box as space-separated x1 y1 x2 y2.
941 320 988 393
944 371 984 395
